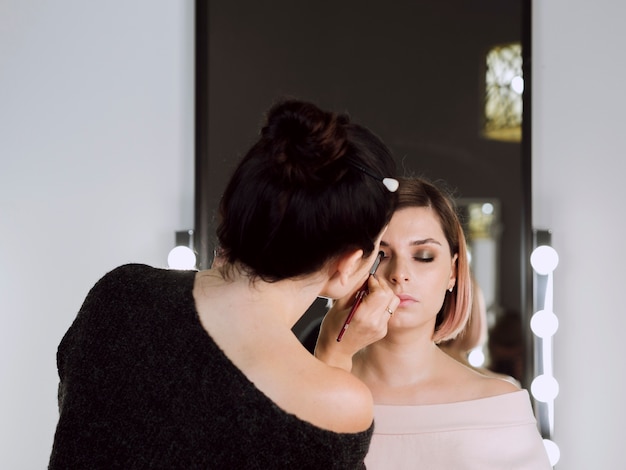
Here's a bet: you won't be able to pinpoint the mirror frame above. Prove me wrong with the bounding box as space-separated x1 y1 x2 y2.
193 0 534 387
520 0 533 389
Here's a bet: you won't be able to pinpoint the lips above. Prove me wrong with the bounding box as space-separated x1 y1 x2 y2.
397 293 417 307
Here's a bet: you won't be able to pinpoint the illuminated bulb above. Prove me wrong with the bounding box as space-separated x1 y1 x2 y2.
543 439 561 466
481 202 494 215
530 245 559 275
531 374 559 402
530 309 559 338
168 246 197 270
468 347 485 367
511 75 524 94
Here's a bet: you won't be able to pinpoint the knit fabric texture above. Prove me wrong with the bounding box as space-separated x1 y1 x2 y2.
49 264 373 469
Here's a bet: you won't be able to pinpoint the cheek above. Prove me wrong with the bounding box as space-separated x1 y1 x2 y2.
421 268 452 304
378 262 392 279
422 265 451 286
433 289 448 312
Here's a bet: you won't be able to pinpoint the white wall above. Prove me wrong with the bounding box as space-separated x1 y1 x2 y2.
533 1 626 468
0 1 194 468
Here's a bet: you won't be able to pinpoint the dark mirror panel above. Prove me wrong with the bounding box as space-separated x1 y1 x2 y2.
195 0 531 386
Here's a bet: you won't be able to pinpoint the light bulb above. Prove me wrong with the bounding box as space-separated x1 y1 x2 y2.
531 374 559 402
530 309 559 338
543 439 561 466
481 202 494 215
168 246 197 270
468 348 486 367
530 245 559 275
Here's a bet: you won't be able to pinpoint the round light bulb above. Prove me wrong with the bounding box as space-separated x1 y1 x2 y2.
543 439 561 466
530 310 559 338
530 245 559 275
168 246 197 270
531 374 559 402
511 75 524 94
468 347 486 367
481 202 494 215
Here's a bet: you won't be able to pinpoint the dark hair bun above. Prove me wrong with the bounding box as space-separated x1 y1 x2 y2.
261 100 349 185
217 98 396 281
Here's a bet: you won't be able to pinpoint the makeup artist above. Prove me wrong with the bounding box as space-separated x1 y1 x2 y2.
48 99 400 469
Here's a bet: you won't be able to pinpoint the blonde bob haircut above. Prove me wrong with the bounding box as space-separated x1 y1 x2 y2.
395 177 472 343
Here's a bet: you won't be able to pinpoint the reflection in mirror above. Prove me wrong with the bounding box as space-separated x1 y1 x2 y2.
456 198 524 385
195 0 531 386
458 198 502 321
483 43 524 143
457 199 504 372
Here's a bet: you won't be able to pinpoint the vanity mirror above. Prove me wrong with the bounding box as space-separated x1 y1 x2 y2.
194 0 532 386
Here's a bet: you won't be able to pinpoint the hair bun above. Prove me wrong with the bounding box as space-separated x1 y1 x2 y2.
261 100 349 185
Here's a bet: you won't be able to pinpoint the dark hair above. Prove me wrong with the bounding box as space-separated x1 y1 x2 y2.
216 99 397 281
395 177 471 342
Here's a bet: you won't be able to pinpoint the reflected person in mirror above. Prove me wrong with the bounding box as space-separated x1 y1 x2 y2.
316 176 552 469
439 274 521 387
48 99 400 469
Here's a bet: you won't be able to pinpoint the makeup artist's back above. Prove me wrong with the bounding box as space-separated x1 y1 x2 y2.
49 99 399 469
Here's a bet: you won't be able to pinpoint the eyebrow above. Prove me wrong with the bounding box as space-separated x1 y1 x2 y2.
381 238 442 247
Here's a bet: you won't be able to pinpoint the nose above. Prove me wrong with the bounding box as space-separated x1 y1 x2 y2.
388 257 410 284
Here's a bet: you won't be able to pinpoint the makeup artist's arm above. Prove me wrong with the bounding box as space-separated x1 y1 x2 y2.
315 276 398 371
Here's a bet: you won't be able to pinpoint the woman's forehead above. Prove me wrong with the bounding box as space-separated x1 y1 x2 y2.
384 207 447 243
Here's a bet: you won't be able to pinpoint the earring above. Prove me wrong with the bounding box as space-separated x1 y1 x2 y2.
448 287 453 292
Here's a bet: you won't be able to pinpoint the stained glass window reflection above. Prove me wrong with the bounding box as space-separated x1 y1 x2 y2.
484 42 523 142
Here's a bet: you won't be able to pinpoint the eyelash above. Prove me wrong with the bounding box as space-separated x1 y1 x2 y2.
380 252 435 262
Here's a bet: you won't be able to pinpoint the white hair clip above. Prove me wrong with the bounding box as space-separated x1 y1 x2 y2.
347 160 399 193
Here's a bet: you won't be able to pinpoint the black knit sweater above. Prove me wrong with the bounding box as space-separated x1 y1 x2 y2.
49 264 373 469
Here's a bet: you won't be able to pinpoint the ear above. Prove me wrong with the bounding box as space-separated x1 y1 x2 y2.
323 249 364 299
447 253 458 291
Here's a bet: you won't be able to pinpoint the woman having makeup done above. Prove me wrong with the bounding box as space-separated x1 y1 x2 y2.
316 176 552 469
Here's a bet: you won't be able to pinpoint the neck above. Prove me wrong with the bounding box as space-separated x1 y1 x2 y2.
354 333 441 386
438 344 469 365
197 267 323 328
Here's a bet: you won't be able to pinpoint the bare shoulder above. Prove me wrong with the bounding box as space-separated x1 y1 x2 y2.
444 354 520 400
193 281 374 434
463 366 521 399
242 338 374 434
300 359 374 433
478 373 521 395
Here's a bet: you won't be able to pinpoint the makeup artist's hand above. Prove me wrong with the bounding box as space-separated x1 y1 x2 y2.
315 274 399 372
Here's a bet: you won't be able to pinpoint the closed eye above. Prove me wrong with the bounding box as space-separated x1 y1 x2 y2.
414 250 435 262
